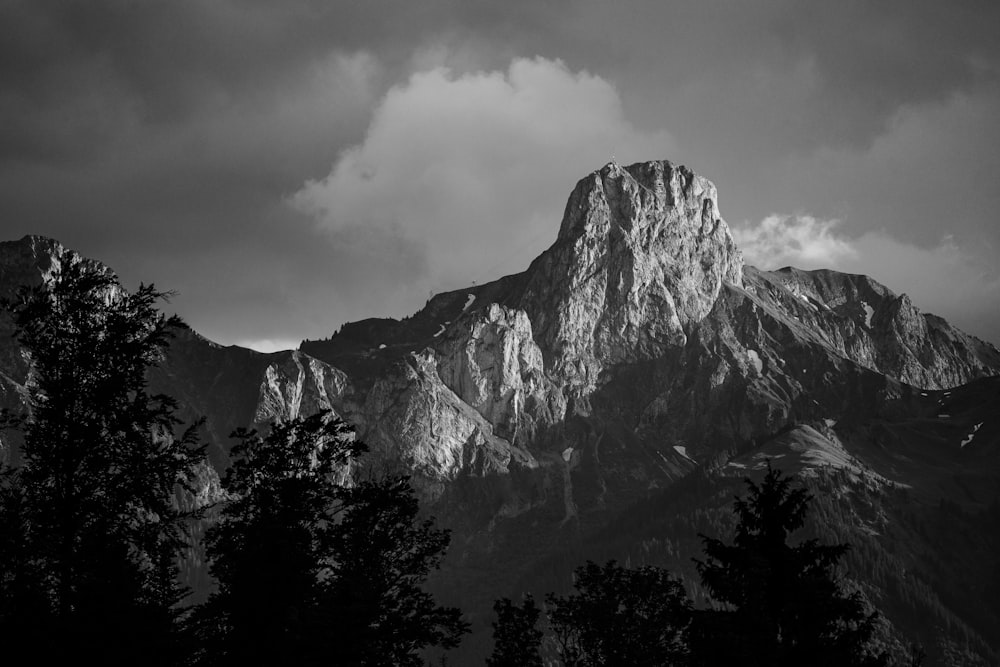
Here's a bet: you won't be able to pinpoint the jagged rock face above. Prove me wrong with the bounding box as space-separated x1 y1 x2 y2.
292 161 748 499
358 349 533 499
634 258 1000 462
434 303 564 445
634 280 900 461
743 267 1000 389
254 350 352 423
292 161 999 496
0 235 72 290
516 161 743 396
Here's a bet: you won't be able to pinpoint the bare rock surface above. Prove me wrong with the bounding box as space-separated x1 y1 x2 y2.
514 161 743 396
434 303 562 446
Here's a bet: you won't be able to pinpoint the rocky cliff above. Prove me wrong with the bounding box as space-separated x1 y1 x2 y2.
301 160 999 502
515 161 743 395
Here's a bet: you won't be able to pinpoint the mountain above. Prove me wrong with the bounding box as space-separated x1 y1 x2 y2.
2 160 999 664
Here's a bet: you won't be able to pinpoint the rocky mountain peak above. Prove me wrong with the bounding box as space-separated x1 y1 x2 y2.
516 160 743 395
0 235 118 301
555 160 733 249
0 236 68 293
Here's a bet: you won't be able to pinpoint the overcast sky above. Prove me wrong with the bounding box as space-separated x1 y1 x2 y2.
2 0 999 350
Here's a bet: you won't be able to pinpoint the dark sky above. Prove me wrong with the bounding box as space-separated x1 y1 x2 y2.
2 0 999 350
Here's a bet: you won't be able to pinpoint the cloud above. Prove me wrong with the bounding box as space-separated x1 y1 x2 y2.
734 214 1000 344
0 48 387 346
733 215 858 269
291 56 674 297
765 87 1000 248
3 1 998 349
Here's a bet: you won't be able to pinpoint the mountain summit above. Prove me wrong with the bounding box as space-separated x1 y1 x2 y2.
517 160 743 389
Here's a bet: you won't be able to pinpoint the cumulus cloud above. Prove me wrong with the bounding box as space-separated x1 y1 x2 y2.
734 214 1000 344
733 215 858 269
768 88 1000 248
291 56 674 299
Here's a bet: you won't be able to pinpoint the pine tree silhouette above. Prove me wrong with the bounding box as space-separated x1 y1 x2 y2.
692 463 887 667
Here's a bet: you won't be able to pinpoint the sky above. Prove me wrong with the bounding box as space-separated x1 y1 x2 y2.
2 0 999 351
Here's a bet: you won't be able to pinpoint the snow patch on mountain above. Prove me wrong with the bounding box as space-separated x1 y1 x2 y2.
862 301 875 327
961 422 983 448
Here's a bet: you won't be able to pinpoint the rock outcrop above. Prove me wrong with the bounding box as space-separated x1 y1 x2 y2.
434 303 561 446
254 350 352 423
744 266 1000 388
514 161 743 398
357 348 534 498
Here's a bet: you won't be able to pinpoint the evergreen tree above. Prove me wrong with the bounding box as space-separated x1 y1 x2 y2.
487 595 544 667
546 560 691 666
692 463 887 667
196 413 468 666
0 261 204 665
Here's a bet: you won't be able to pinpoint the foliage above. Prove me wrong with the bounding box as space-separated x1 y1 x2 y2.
323 474 469 665
691 463 887 667
0 260 204 664
486 594 544 667
195 413 468 666
514 462 985 664
193 412 362 664
545 560 691 666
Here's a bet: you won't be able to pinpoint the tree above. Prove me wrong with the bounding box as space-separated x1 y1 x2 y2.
196 412 468 666
194 412 365 665
546 560 692 666
0 260 204 664
692 463 887 667
323 474 469 666
487 594 544 667
0 464 49 647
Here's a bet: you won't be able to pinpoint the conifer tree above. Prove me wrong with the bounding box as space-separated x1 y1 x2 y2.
692 464 887 667
0 261 204 665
